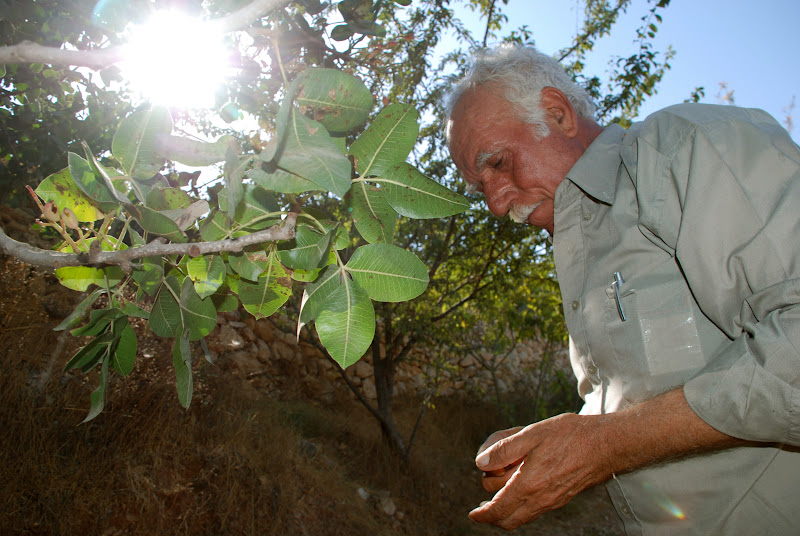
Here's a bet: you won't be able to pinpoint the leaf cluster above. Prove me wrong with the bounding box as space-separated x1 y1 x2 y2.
27 54 468 419
0 0 132 205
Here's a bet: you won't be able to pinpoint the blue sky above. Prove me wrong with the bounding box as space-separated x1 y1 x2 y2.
451 0 799 139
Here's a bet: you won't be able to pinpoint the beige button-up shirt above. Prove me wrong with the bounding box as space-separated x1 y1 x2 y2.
553 103 800 535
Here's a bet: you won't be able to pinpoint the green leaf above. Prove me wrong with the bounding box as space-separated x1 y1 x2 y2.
150 276 183 338
238 251 292 318
349 180 396 243
120 301 150 319
345 243 428 302
132 205 187 242
223 150 252 224
83 358 109 423
248 167 320 195
71 307 124 337
111 320 137 376
295 68 373 132
299 264 343 325
36 166 105 222
316 278 375 368
54 288 105 331
211 291 239 313
292 249 335 282
333 225 350 250
131 256 164 297
199 211 230 241
69 151 124 210
377 163 471 218
275 110 352 197
84 141 132 204
145 187 192 211
277 225 332 271
349 104 419 178
179 277 218 341
112 106 173 179
228 250 268 282
187 254 226 299
63 331 114 372
222 184 280 231
155 133 234 166
330 24 354 41
150 276 217 341
55 239 125 292
172 335 193 409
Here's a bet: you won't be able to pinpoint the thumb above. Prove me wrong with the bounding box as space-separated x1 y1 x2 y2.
475 426 533 471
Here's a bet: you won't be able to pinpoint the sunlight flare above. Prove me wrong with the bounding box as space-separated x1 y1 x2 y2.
120 11 231 109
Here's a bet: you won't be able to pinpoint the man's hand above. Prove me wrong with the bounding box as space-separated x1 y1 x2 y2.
469 414 612 530
468 388 743 531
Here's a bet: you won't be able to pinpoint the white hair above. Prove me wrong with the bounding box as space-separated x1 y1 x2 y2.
444 45 596 138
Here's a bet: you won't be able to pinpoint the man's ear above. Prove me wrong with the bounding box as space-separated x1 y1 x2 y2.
540 87 578 138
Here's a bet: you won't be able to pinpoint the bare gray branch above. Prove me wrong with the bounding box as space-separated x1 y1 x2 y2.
0 213 296 270
0 0 291 68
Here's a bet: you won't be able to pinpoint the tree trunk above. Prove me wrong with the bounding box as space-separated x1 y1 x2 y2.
372 338 409 461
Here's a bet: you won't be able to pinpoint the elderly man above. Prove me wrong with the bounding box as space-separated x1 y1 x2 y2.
446 45 800 534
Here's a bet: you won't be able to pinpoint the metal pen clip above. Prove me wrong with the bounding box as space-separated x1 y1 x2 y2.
612 271 626 322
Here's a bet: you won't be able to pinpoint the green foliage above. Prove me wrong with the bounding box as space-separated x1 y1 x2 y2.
23 60 467 420
0 0 133 205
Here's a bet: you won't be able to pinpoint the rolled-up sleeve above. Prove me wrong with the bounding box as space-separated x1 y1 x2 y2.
636 107 800 444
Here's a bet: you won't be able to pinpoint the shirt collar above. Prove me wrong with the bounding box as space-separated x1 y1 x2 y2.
564 123 627 205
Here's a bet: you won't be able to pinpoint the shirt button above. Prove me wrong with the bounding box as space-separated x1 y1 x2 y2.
571 300 579 310
587 365 598 375
621 505 631 516
583 212 591 221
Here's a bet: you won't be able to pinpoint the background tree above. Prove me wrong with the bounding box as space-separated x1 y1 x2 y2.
0 0 133 205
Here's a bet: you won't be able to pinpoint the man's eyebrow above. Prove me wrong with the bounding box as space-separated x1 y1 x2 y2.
475 151 493 171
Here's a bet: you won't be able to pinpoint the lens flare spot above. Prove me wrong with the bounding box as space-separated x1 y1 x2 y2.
642 482 686 520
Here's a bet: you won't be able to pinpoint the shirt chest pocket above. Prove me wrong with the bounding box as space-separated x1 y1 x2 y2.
606 266 707 384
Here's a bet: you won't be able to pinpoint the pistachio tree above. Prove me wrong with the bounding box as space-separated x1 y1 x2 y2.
0 0 469 421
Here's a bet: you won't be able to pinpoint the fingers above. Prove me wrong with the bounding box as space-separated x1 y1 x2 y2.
469 468 544 530
475 425 533 472
477 426 525 456
481 460 522 492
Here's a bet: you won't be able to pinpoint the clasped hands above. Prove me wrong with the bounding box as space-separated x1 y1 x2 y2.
469 413 612 531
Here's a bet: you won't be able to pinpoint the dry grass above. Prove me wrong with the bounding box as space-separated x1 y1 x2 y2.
0 255 620 535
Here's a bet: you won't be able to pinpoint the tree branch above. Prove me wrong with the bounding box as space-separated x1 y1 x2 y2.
0 42 125 68
209 0 292 33
0 213 296 270
0 0 291 68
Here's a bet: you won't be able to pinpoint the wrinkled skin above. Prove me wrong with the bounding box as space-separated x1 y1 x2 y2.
469 416 610 530
447 85 600 234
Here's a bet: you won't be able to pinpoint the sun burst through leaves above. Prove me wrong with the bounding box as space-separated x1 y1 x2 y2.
120 11 231 109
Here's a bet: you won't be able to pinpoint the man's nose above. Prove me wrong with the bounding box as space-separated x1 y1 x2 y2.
484 178 516 218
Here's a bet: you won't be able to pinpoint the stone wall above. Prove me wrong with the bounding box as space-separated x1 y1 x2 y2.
205 309 574 404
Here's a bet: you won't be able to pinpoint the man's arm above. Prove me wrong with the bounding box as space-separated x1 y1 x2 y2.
469 387 746 530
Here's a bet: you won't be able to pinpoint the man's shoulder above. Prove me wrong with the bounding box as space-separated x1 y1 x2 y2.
635 104 778 150
647 102 773 126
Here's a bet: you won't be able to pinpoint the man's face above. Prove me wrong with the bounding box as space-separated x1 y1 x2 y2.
448 86 584 234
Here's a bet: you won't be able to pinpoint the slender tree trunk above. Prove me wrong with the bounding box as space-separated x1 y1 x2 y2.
372 319 408 460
